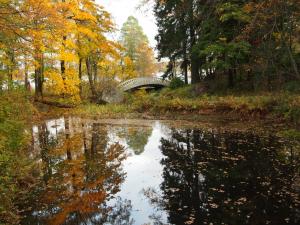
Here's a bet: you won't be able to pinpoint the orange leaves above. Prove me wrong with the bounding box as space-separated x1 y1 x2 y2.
0 0 122 100
243 3 254 14
32 121 127 225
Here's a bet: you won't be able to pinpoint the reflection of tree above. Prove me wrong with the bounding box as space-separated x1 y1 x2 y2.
99 197 134 225
64 116 72 160
38 123 59 184
22 119 132 225
117 126 153 155
147 129 300 225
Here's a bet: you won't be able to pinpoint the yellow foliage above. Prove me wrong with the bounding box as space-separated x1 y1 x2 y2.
0 0 121 102
64 68 81 100
59 51 78 63
44 70 64 95
98 58 120 79
65 39 77 50
122 56 137 80
45 69 80 101
77 26 98 40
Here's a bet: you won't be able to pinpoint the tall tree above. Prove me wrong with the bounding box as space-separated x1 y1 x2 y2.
120 16 158 77
154 0 300 89
0 0 125 102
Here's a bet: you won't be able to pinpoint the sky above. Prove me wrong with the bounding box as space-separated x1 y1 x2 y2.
98 0 158 47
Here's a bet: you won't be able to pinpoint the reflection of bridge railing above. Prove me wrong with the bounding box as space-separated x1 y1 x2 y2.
118 77 170 92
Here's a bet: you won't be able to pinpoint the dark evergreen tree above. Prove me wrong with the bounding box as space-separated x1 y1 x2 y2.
154 0 300 89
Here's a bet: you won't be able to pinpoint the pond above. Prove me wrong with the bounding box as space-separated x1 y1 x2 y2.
20 117 300 225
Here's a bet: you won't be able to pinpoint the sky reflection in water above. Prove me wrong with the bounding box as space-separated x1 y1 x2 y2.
21 117 300 225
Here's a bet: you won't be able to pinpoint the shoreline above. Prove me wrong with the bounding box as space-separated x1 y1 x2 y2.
33 102 295 132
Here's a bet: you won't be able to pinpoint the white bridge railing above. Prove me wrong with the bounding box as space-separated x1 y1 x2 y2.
118 77 170 92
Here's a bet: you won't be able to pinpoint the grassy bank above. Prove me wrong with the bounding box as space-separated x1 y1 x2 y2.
0 90 36 224
133 88 300 123
66 87 300 125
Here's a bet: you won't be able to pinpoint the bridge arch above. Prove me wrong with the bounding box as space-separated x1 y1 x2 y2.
118 77 170 92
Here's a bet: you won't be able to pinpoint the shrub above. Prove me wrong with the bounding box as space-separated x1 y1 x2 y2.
131 89 155 112
284 81 300 93
0 90 34 224
169 77 185 89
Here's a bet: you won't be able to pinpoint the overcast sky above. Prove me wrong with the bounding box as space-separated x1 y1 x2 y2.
98 0 157 47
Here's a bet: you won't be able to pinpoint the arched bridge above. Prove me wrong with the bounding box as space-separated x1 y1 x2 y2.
118 77 170 92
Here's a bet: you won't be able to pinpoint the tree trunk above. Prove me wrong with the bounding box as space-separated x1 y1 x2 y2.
35 68 43 97
188 1 201 84
183 38 188 84
79 58 82 97
93 61 98 83
228 68 234 88
61 35 67 96
191 56 200 84
24 59 30 91
86 57 97 99
7 49 15 90
64 116 72 160
172 59 176 78
247 70 254 90
60 37 66 78
6 64 12 90
0 76 2 92
82 123 88 155
285 42 300 80
39 123 52 183
91 123 100 155
60 56 65 76
34 53 44 98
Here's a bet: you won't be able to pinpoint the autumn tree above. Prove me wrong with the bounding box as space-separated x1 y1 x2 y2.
0 0 126 102
0 0 24 89
69 0 125 102
120 16 158 77
240 0 300 89
23 0 64 97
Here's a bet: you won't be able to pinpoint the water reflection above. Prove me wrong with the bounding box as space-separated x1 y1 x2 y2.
116 126 153 155
21 119 300 225
22 118 131 225
146 129 300 225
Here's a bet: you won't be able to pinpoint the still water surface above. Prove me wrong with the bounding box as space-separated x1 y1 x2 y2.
21 117 299 225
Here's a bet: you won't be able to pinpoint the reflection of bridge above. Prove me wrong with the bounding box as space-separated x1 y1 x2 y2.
118 77 170 92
